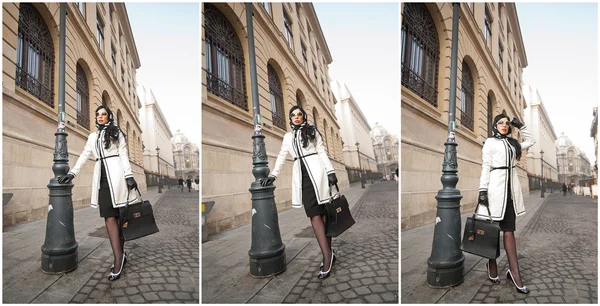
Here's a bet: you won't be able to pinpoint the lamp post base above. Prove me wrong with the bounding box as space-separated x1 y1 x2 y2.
426 261 464 288
41 248 78 274
249 247 286 278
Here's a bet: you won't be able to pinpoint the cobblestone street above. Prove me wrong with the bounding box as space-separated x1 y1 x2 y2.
470 194 597 303
71 189 199 303
283 181 399 303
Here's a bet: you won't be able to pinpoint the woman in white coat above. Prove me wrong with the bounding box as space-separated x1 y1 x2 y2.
58 106 138 281
478 114 535 294
260 106 339 279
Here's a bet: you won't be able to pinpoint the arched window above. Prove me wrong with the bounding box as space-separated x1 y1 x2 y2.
313 107 320 130
204 4 247 110
16 3 55 107
487 92 494 137
132 130 137 163
330 127 335 158
401 3 439 106
268 64 285 130
322 119 328 153
296 89 305 109
126 122 131 155
102 91 110 107
116 110 122 127
76 64 90 129
385 139 393 161
460 61 474 131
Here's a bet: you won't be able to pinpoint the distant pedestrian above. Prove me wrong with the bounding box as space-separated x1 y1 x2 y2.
187 178 192 192
261 106 338 279
568 183 573 195
562 183 567 196
477 115 534 294
58 106 137 281
179 178 184 192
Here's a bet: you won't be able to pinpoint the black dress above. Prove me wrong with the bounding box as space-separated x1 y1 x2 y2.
300 159 326 218
98 162 120 218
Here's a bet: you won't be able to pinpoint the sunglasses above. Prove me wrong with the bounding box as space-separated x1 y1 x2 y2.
290 112 303 118
497 121 510 126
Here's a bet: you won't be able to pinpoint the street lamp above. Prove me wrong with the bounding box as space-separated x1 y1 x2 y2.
356 142 365 189
540 150 545 198
42 3 78 273
246 3 286 278
157 147 162 194
426 3 464 288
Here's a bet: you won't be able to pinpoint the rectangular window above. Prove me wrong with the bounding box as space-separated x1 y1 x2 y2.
401 26 406 63
410 37 423 75
121 66 125 87
77 3 85 17
111 44 116 71
498 42 503 75
484 7 492 47
262 3 270 15
313 63 317 80
284 11 293 49
205 38 213 74
96 14 105 52
508 66 511 85
301 43 307 68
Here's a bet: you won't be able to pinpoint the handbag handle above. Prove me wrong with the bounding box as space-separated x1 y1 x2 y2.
123 187 143 223
473 202 493 224
329 183 341 198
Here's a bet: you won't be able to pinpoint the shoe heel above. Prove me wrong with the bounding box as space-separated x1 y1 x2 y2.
486 263 500 284
506 270 530 294
318 252 335 279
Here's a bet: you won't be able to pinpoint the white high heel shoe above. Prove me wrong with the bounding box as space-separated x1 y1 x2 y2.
318 252 334 279
108 253 126 281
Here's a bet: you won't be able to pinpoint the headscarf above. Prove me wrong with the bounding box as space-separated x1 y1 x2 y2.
492 114 522 160
289 106 316 148
94 105 122 149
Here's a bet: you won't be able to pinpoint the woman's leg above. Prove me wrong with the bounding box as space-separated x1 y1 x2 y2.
320 214 332 251
488 258 498 278
311 215 332 271
504 231 524 286
105 216 124 271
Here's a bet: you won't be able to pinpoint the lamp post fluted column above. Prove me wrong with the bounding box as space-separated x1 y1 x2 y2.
246 2 286 278
426 2 465 288
541 150 545 198
41 3 78 274
356 142 365 189
156 147 162 193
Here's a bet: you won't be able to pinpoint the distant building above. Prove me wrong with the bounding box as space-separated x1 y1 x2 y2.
523 85 558 190
2 3 143 227
370 123 398 180
556 133 593 186
172 130 199 181
332 81 378 182
138 84 175 186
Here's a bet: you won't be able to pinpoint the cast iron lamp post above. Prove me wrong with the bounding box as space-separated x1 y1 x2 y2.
246 3 286 278
157 147 162 193
356 142 365 189
541 150 545 198
426 2 464 288
41 3 78 273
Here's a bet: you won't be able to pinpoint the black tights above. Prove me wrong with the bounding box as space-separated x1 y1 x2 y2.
105 216 124 271
488 231 524 287
310 214 332 271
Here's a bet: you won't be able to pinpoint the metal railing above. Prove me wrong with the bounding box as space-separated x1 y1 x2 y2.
205 70 248 111
401 63 438 107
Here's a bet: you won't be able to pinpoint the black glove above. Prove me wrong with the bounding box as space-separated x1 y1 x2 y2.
328 173 338 186
510 117 524 129
478 190 489 206
58 173 74 184
126 177 137 190
260 176 276 187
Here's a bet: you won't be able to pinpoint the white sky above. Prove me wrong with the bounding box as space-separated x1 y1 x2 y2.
518 3 598 165
313 3 399 138
126 3 200 145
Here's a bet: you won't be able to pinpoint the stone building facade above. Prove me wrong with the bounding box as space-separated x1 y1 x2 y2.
171 130 199 181
556 133 593 186
370 123 399 180
2 3 144 227
202 3 347 235
401 3 529 230
138 84 175 186
332 81 378 182
523 84 558 189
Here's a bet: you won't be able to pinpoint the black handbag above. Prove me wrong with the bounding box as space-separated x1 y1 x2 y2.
325 184 356 237
460 203 500 259
119 187 159 241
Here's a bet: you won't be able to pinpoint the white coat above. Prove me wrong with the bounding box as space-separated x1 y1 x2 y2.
477 126 535 221
270 129 335 208
69 128 138 209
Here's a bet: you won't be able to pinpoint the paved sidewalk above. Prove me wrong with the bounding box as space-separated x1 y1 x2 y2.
201 181 387 303
2 186 196 303
401 191 596 303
